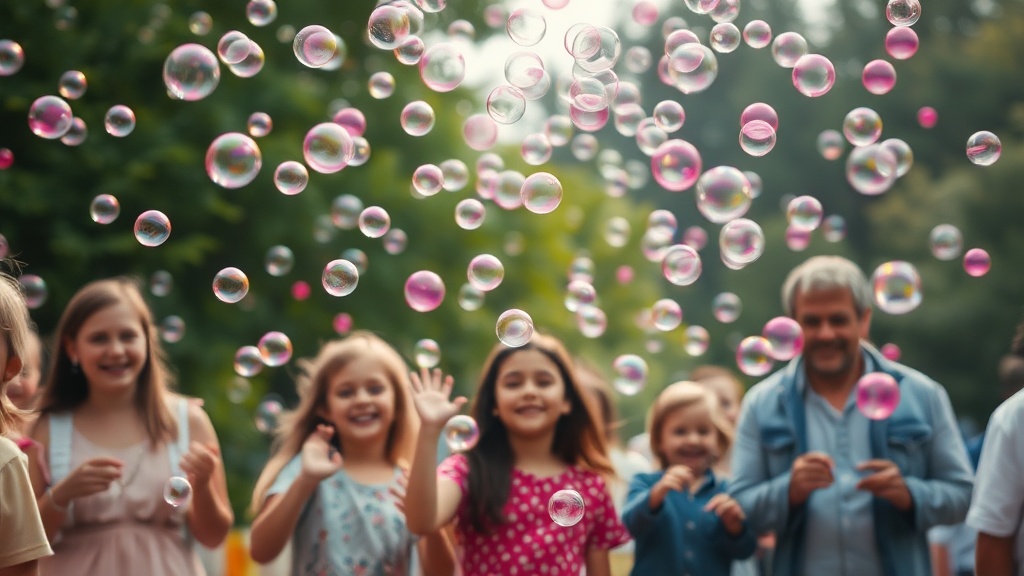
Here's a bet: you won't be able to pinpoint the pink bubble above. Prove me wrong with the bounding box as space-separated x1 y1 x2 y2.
0 148 12 170
682 226 708 251
762 316 804 361
616 265 634 284
633 1 659 25
651 139 702 192
28 95 74 139
332 108 366 137
333 312 353 335
405 270 445 312
862 59 897 95
291 280 311 301
463 113 498 150
740 102 778 131
856 372 901 420
963 248 991 277
917 106 937 128
880 343 902 361
885 27 919 60
785 225 811 251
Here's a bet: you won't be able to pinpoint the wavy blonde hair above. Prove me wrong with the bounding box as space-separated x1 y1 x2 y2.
647 381 733 470
0 273 30 436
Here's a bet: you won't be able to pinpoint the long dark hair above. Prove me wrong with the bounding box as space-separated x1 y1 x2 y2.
464 333 613 533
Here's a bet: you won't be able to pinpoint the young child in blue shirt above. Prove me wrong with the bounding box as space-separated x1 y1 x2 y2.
623 381 756 576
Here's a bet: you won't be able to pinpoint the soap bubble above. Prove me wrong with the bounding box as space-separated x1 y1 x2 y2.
258 331 293 367
651 139 702 192
0 40 25 76
856 372 901 420
58 70 88 99
885 27 919 60
963 248 992 277
862 59 897 95
695 166 751 224
712 292 742 323
612 354 648 396
368 5 411 50
213 267 249 303
651 299 683 331
487 85 527 125
843 107 883 146
762 316 804 361
104 105 136 137
739 120 776 157
507 8 546 46
19 275 47 309
787 196 824 231
405 271 445 312
234 346 264 377
164 44 220 101
496 309 534 347
246 0 277 26
358 206 391 238
247 112 273 137
134 210 171 247
443 415 480 452
163 476 192 507
414 339 441 369
467 254 504 292
455 199 486 230
871 261 922 314
303 122 354 173
159 316 186 344
929 224 963 261
710 22 741 53
886 0 921 27
419 43 465 92
90 194 120 224
274 161 308 195
293 25 337 68
736 336 774 376
322 259 359 296
548 489 585 527
684 325 710 356
206 132 262 189
792 54 835 97
719 218 765 266
402 101 436 136
264 246 294 276
254 396 283 432
458 284 485 311
771 32 808 67
662 244 702 286
966 131 1001 166
28 95 73 139
521 172 562 214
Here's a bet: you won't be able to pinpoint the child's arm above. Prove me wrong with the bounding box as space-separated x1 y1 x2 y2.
705 493 757 560
584 547 612 576
415 526 457 576
406 368 466 535
622 467 692 537
0 559 40 576
249 424 342 564
182 402 234 548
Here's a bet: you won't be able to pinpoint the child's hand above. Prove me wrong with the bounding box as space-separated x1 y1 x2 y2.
389 468 410 518
705 493 746 536
53 456 124 505
649 465 694 509
179 441 218 487
301 424 343 481
408 368 467 429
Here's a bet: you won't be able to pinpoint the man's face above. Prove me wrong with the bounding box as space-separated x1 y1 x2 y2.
793 287 871 380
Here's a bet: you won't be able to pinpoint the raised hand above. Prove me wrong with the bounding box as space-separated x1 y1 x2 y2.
649 464 695 510
408 367 467 429
788 451 835 507
179 441 219 487
52 456 124 506
705 493 747 536
301 424 344 481
856 459 912 510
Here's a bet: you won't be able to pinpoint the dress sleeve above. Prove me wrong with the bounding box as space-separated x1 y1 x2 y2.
0 450 53 568
582 472 632 550
437 454 470 495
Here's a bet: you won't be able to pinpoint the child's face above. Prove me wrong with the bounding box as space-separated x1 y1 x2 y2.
5 334 40 409
657 402 720 475
66 301 148 396
702 376 741 427
493 349 571 439
319 354 396 449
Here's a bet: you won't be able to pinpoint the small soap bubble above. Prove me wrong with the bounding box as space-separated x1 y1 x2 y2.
395 36 425 65
19 275 47 309
402 100 436 136
881 343 902 361
163 476 192 507
817 129 844 160
966 131 1001 166
322 259 359 297
258 331 293 367
217 31 251 65
213 267 249 303
413 164 444 196
564 280 597 313
235 346 264 377
886 0 921 27
651 299 683 332
787 195 824 231
548 489 585 527
917 106 938 128
792 54 835 97
28 95 73 139
274 161 308 195
737 336 774 376
90 194 120 224
444 415 480 452
467 254 504 292
358 206 391 238
856 372 901 420
719 218 765 266
292 281 311 301
843 107 883 146
264 245 294 276
206 132 262 189
254 396 284 432
710 22 741 53
58 70 87 99
59 117 87 146
871 261 922 314
743 20 773 49
134 210 171 247
246 0 277 26
712 292 742 323
458 283 485 311
413 339 441 369
104 105 136 137
651 139 702 192
464 113 499 151
341 249 368 275
613 354 648 396
771 32 808 67
0 149 12 169
303 123 354 174
368 5 411 50
963 248 991 277
164 43 221 101
885 27 918 60
159 316 185 344
847 144 898 196
333 313 354 335
929 224 962 261
383 229 408 255
662 244 702 286
879 138 914 177
406 271 445 312
695 166 751 224
455 199 486 230
739 120 776 157
577 305 608 339
487 85 527 125
419 43 465 92
507 8 546 46
188 11 212 35
248 112 273 137
762 316 804 361
369 71 396 99
683 226 708 251
496 309 534 347
0 40 25 76
150 271 173 297
862 60 897 95
521 172 562 214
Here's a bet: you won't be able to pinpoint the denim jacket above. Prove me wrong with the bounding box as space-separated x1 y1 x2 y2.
729 343 974 576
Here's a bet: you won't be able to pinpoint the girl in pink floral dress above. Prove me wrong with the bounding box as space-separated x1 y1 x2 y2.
406 333 631 575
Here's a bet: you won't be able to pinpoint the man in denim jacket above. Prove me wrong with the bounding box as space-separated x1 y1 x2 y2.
730 256 973 576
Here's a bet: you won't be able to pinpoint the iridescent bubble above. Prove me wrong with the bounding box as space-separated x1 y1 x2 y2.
487 85 526 125
322 259 359 297
455 199 486 230
496 309 534 347
856 372 901 420
349 136 371 167
652 101 685 133
401 100 435 136
254 396 283 432
886 0 921 27
544 115 574 146
709 22 741 53
444 415 479 452
0 40 25 76
368 5 411 50
684 0 721 14
822 214 847 242
0 148 12 169
440 159 469 192
507 8 546 46
521 172 562 214
651 299 683 331
603 217 631 248
381 229 407 256
862 60 897 95
292 25 336 68
710 0 740 22
395 36 425 66
463 113 498 150
205 133 262 189
737 336 774 376
58 117 86 146
843 107 883 146
355 206 389 239
458 283 485 311
871 261 922 314
467 254 504 292
712 292 742 323
18 275 47 309
163 476 192 507
305 122 355 173
739 120 776 157
413 164 444 196
58 70 87 100
966 131 1001 166
247 112 273 137
720 218 765 266
217 31 251 64
369 71 396 99
419 43 465 92
792 54 835 97
787 195 823 231
163 43 220 101
28 95 73 139
648 209 677 237
226 40 265 78
885 27 919 60
548 489 585 527
564 280 597 313
521 133 552 165
929 224 963 261
740 103 779 131
786 226 811 252
817 129 845 160
150 271 173 297
743 20 773 49
771 31 808 67
134 210 171 247
246 0 277 26
682 325 710 357
762 316 804 361
413 339 441 369
90 194 120 224
664 29 702 56
274 161 308 195
633 0 659 25
227 377 251 404
575 305 606 339
575 26 621 73
405 271 445 312
624 45 653 74
264 245 294 276
104 105 135 137
662 244 702 286
258 331 293 367
571 134 599 161
416 0 447 14
213 267 249 303
847 144 898 196
613 354 648 396
667 43 718 94
963 248 992 277
651 139 702 192
696 166 751 224
159 315 186 344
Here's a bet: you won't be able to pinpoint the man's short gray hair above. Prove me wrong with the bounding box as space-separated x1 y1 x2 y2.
781 256 872 317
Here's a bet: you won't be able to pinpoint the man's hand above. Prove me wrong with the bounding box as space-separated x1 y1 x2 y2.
788 452 835 507
856 459 912 511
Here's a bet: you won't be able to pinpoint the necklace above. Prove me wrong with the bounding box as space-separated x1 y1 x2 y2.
110 443 148 495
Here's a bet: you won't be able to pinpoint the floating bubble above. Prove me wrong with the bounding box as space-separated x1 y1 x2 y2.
843 107 883 146
521 133 552 165
405 271 445 312
737 336 774 376
507 8 546 46
650 101 684 133
696 166 751 224
395 36 425 66
710 0 740 22
204 132 261 189
258 331 293 367
234 346 263 378
303 123 354 174
612 354 648 396
401 100 435 136
463 113 498 151
59 117 87 146
0 148 12 169
293 25 336 68
0 40 24 76
564 280 597 313
792 54 835 97
467 254 504 292
661 244 702 286
871 261 922 314
319 259 358 297
667 43 718 94
787 195 823 231
549 489 585 527
487 85 526 125
419 43 465 92
963 248 991 277
134 210 171 247
928 224 963 261
247 0 277 26
254 396 283 432
436 159 468 193
743 20 773 49
739 120 776 157
443 415 480 452
966 131 1001 166
273 161 308 195
817 129 844 160
290 281 310 301
847 144 898 196
680 326 709 358
651 139 702 192
496 309 534 347
456 283 484 312
264 245 294 277
244 112 273 138
226 40 265 78
333 312 354 335
720 218 765 266
159 315 186 344
771 31 808 67
575 26 621 73
412 338 441 369
762 316 804 361
886 0 921 27
369 71 396 99
857 372 901 420
149 271 173 298
217 31 251 64
164 44 220 101
213 267 249 303
18 275 47 309
862 60 897 95
879 138 914 177
227 377 251 404
712 292 742 323
880 343 901 362
163 476 192 507
103 105 135 137
90 194 120 224
417 0 447 14
520 172 562 214
786 225 811 251
603 217 630 248
28 95 73 139
576 305 607 339
917 106 938 129
381 229 407 256
740 103 779 131
368 5 411 50
58 70 87 100
885 27 918 60
454 199 486 230
709 22 741 53
651 299 683 331
412 164 444 196
341 249 368 275
624 45 653 74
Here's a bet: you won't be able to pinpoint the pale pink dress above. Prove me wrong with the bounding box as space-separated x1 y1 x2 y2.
39 428 204 575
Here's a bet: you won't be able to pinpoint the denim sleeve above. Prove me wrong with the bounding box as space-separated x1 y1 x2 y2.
729 390 793 535
621 473 660 539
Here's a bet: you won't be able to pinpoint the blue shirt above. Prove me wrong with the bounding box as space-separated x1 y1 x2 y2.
800 351 884 575
622 470 756 576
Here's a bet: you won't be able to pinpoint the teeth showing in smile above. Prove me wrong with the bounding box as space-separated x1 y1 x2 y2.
349 414 377 423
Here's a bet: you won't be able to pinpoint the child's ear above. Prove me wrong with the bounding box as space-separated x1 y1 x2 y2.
2 355 22 383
